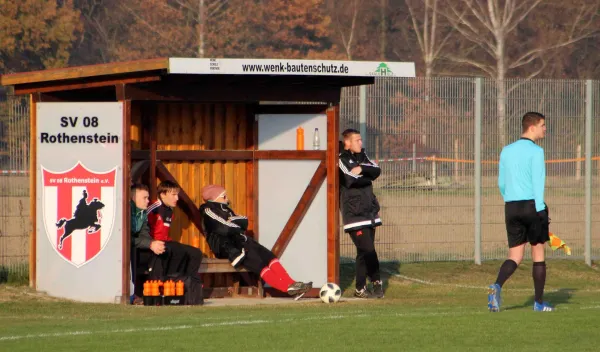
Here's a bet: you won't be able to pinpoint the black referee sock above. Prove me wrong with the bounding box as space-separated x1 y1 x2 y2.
495 259 518 287
533 261 546 304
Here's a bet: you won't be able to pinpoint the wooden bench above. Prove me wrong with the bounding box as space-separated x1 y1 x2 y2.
133 251 264 299
130 160 264 299
199 258 264 298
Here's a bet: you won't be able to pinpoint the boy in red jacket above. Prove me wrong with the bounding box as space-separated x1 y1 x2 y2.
147 180 203 279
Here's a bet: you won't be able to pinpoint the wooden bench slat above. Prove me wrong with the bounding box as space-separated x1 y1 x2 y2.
199 258 250 273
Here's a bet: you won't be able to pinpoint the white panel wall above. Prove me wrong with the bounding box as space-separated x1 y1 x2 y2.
257 113 328 288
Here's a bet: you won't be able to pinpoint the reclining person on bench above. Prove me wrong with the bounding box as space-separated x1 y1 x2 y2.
199 184 312 299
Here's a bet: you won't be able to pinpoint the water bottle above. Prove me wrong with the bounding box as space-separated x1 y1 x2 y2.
296 126 304 150
313 128 320 150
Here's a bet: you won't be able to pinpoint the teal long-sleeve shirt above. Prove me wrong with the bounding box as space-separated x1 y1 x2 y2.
498 138 546 212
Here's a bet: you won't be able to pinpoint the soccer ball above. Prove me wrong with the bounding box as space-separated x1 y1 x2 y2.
319 283 342 304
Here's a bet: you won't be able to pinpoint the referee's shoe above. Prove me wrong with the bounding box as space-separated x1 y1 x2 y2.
487 283 501 312
533 301 555 312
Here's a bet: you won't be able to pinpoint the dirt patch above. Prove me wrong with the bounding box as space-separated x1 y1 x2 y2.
0 285 67 303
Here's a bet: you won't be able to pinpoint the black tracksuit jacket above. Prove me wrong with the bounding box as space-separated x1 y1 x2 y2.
199 201 248 259
338 147 383 233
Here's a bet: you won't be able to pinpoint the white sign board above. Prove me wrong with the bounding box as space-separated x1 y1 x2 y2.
169 58 416 77
36 102 124 303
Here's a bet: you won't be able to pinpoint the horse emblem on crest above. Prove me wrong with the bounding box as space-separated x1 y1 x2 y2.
41 162 117 268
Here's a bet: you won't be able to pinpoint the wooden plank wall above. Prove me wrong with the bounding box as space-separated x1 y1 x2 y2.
130 103 249 259
130 103 142 149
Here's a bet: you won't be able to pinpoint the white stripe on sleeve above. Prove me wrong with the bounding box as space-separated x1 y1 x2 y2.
339 159 362 179
205 208 240 228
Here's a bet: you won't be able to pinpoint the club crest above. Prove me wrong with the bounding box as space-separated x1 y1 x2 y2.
41 162 117 268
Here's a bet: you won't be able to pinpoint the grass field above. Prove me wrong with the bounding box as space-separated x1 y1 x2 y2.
2 175 600 351
1 260 599 352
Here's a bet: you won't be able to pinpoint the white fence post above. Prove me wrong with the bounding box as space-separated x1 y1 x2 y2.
474 78 483 265
585 80 593 266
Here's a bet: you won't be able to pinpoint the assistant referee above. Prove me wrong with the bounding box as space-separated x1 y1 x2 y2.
487 111 554 312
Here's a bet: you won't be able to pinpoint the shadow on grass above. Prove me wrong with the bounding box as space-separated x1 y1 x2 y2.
339 260 401 295
503 288 576 310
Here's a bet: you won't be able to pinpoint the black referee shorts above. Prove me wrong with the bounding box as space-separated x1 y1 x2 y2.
505 200 550 248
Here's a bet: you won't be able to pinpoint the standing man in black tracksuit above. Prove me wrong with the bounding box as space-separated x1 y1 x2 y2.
338 128 383 299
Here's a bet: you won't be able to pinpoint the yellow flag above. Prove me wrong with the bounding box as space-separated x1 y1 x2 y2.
549 232 571 255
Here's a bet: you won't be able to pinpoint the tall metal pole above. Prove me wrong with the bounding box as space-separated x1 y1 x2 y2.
584 80 593 266
474 78 482 265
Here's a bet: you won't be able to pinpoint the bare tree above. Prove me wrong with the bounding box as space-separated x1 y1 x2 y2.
437 0 599 145
117 0 230 59
171 0 230 57
380 0 388 60
396 0 461 147
330 0 363 59
78 0 130 63
405 0 459 78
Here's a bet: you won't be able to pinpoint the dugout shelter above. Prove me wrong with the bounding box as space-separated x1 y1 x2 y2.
0 57 415 303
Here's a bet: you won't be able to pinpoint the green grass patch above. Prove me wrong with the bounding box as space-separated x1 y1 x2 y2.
0 263 28 285
0 260 599 352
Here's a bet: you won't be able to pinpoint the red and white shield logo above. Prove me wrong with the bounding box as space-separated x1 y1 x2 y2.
41 162 117 268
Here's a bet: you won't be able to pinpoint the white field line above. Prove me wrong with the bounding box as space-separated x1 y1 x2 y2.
0 320 267 342
0 311 481 342
1 306 599 342
394 274 600 293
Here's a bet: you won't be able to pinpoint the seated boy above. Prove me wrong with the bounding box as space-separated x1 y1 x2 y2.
130 183 165 301
199 184 312 299
147 180 203 280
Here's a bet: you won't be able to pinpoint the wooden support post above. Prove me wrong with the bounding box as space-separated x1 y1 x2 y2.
327 105 340 284
29 93 38 289
246 106 258 240
141 103 157 199
121 100 132 304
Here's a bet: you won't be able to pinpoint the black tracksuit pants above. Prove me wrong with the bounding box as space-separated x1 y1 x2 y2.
161 241 203 278
348 227 381 290
208 233 276 275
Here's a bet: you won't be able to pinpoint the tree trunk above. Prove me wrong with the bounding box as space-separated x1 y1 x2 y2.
425 61 433 79
198 0 205 58
496 35 507 147
380 0 387 60
423 60 432 146
496 77 507 147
